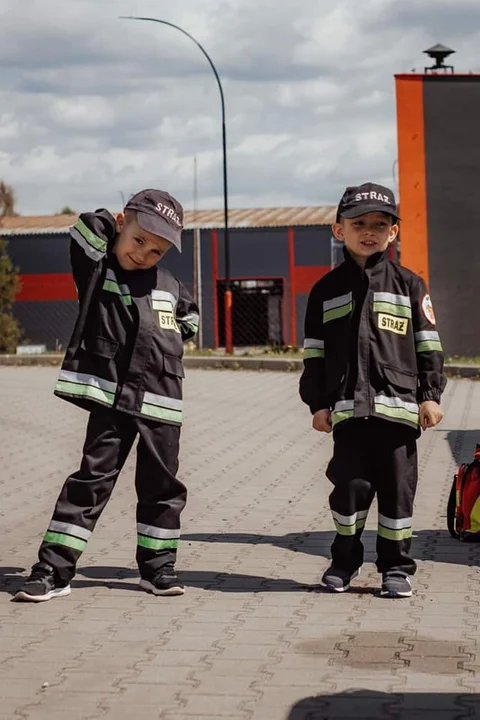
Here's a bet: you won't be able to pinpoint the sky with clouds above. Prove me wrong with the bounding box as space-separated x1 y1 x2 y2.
1 0 480 215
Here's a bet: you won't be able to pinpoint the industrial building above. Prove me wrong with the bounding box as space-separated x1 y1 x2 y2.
1 207 340 350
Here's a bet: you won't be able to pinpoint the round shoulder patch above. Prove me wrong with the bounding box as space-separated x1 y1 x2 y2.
422 294 436 325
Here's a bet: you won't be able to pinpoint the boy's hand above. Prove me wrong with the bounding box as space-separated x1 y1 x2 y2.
312 409 332 433
419 401 444 430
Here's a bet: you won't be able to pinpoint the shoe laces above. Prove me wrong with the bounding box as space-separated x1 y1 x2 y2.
155 563 176 579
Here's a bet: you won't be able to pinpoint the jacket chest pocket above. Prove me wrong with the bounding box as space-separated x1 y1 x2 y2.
151 291 180 334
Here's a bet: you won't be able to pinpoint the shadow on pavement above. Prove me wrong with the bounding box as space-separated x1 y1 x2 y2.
182 529 480 567
446 428 480 465
286 690 478 719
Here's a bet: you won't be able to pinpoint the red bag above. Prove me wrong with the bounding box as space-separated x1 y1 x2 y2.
447 444 480 541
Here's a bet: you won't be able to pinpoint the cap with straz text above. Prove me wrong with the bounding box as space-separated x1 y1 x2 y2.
336 182 399 221
125 189 184 252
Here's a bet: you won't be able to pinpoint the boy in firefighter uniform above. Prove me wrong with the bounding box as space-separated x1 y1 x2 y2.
15 189 199 602
300 182 446 598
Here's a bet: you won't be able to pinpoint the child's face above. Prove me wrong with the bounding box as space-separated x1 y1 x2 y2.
332 212 399 267
114 212 172 271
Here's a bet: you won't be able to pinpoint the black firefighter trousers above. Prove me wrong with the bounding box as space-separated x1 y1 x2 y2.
37 406 187 584
326 418 418 576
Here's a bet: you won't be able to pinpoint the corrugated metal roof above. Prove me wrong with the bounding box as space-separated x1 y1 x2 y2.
0 206 336 236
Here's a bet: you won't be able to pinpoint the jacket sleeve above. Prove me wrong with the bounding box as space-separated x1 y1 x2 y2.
299 280 328 413
176 282 200 343
411 275 447 404
69 209 117 301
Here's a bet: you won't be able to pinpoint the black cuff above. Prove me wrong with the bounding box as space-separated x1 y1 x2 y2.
310 403 330 415
418 389 441 404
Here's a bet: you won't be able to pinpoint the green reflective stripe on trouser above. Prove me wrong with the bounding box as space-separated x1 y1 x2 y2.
377 526 413 541
74 219 107 252
137 535 179 550
373 302 412 318
332 510 368 536
43 531 87 552
378 513 413 541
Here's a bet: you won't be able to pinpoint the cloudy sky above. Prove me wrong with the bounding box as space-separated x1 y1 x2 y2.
1 0 480 216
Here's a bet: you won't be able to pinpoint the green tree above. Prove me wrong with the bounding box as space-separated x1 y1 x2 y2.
0 182 21 352
59 206 76 215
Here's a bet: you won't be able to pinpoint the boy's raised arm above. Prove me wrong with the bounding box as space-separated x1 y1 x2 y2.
69 209 116 300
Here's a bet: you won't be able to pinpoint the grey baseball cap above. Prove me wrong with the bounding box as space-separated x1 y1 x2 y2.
336 182 399 222
125 189 184 252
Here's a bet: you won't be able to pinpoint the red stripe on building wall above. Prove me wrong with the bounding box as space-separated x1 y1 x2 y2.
293 265 330 295
16 273 77 302
211 229 219 349
287 227 296 346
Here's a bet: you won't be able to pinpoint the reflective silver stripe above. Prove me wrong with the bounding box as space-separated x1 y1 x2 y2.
323 292 352 312
304 338 324 349
48 521 91 541
142 392 183 411
378 514 412 530
57 370 117 394
415 331 440 342
137 524 180 540
152 290 177 306
70 227 104 262
105 268 130 296
333 400 355 412
373 292 411 307
332 509 368 526
178 312 200 327
375 394 418 414
332 511 356 525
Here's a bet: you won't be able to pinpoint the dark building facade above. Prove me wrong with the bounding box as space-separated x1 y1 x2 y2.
2 208 337 350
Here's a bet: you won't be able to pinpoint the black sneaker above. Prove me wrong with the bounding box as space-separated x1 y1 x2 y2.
380 571 412 598
14 566 71 603
321 566 360 593
139 565 185 596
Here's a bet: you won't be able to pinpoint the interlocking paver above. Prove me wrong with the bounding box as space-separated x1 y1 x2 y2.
1 368 480 719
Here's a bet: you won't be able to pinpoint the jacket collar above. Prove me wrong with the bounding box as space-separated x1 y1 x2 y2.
343 246 388 273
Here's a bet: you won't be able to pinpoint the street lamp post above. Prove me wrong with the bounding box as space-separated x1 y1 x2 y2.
120 16 233 353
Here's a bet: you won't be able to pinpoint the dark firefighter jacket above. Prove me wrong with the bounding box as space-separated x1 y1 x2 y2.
54 209 199 426
299 249 446 433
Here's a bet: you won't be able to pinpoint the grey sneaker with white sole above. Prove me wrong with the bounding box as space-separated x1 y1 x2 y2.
321 566 361 593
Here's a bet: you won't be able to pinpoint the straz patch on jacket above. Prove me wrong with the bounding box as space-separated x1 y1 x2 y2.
158 310 180 333
378 313 408 335
152 291 181 333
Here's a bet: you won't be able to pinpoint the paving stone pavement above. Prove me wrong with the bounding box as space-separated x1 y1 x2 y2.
1 368 480 720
